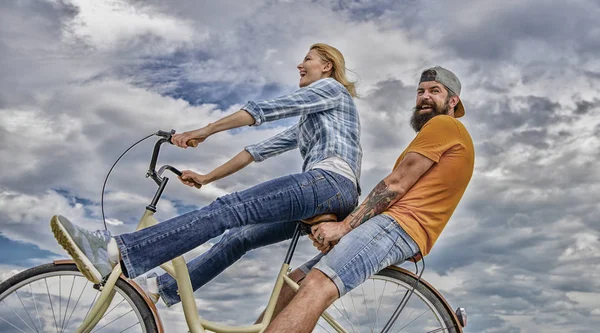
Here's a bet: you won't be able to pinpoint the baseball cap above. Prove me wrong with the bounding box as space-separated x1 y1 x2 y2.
419 66 465 118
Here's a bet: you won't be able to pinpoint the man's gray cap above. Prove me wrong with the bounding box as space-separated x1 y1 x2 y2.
419 66 465 117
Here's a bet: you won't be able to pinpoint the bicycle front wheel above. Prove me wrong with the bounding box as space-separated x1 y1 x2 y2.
316 266 459 333
0 262 158 333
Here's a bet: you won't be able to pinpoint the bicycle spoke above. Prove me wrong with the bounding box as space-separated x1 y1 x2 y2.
348 289 362 330
59 275 62 331
45 278 60 333
316 321 333 333
119 322 141 333
0 315 31 333
15 289 40 333
92 308 134 332
374 280 388 331
30 283 43 333
99 298 126 322
59 275 76 333
330 302 360 333
83 289 100 323
360 284 373 333
2 298 38 333
397 305 416 331
425 327 451 333
63 279 89 330
394 308 428 332
337 294 357 333
338 295 351 322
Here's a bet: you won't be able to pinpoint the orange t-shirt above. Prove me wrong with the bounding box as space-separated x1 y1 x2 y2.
384 115 474 256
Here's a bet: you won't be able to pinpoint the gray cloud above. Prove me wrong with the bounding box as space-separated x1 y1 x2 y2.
574 99 600 115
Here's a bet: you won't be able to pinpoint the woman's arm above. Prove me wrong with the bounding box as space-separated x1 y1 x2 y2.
179 150 254 188
178 122 300 189
172 110 255 148
173 79 343 148
242 78 343 126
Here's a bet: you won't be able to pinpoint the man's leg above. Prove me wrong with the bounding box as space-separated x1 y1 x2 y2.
266 214 420 333
255 252 323 323
254 268 306 323
265 269 338 333
157 222 297 307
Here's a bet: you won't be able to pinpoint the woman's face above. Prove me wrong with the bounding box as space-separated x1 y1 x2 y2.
297 49 332 88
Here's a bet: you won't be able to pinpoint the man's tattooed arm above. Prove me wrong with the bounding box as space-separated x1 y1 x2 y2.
346 180 400 230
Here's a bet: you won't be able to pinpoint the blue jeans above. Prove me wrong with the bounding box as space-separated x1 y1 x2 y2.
115 169 358 305
299 214 420 297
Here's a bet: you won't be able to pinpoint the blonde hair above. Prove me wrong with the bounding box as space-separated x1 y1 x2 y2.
310 43 357 97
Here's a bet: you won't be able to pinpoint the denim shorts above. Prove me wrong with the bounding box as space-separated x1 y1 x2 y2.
299 214 420 297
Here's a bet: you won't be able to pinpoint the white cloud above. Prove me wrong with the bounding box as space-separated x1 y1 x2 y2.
65 0 197 50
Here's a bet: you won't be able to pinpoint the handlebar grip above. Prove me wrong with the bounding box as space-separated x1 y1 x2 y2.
186 139 200 148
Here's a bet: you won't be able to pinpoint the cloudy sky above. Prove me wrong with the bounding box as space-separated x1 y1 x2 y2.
1 0 599 332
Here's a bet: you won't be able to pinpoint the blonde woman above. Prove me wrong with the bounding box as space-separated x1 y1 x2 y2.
51 43 362 306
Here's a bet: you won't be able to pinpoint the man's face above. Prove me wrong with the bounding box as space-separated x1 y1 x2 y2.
410 81 451 132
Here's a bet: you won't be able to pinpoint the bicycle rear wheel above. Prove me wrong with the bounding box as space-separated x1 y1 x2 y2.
316 266 459 333
0 262 158 333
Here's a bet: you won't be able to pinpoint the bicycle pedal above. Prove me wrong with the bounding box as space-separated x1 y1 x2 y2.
93 276 109 291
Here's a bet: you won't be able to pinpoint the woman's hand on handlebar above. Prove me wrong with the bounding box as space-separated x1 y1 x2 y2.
172 127 211 148
178 170 209 189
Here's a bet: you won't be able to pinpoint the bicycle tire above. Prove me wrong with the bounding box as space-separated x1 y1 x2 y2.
316 266 459 333
0 262 159 333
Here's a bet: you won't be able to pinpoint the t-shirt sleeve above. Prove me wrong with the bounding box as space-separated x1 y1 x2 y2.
408 116 461 163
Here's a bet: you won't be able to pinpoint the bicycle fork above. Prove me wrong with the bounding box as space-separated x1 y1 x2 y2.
74 265 122 333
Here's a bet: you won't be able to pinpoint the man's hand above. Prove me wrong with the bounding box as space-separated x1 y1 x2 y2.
178 170 209 189
172 127 212 148
311 222 351 245
307 233 334 254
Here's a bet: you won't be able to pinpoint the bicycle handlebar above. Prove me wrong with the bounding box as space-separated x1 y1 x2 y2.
147 129 204 190
147 129 182 185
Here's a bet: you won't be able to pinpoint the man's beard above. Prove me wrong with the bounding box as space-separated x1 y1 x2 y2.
410 98 451 132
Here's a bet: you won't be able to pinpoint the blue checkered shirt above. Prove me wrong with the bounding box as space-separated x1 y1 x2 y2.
243 78 362 192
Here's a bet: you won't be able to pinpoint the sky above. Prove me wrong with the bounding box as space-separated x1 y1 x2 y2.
1 0 599 332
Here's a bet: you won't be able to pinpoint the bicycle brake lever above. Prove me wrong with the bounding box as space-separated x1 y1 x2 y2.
155 129 176 144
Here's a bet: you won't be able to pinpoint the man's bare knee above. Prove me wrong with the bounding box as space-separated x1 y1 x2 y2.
298 269 339 305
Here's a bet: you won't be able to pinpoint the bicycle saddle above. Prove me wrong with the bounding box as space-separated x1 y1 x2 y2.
300 213 337 225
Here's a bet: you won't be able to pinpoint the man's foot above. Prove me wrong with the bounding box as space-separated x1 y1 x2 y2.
132 274 160 304
50 215 115 284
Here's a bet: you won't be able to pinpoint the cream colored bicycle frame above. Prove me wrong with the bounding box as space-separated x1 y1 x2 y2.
74 209 348 333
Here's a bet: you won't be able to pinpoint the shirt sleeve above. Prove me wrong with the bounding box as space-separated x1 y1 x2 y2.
244 124 299 162
241 78 343 126
408 116 461 163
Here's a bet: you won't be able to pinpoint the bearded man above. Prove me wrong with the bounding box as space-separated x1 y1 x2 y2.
265 66 475 333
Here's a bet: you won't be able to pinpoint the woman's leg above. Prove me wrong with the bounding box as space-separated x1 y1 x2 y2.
157 221 298 307
116 169 357 278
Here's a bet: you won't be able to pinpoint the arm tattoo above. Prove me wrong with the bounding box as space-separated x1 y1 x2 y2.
348 180 398 229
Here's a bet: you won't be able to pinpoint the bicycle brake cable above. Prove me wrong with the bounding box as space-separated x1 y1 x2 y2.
101 133 155 231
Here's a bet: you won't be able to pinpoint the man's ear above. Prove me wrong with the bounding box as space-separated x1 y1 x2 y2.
450 96 460 109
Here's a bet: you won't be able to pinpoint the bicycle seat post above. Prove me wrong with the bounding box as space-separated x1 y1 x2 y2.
283 223 303 265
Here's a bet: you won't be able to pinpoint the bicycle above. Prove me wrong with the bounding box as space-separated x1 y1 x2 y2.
0 130 468 333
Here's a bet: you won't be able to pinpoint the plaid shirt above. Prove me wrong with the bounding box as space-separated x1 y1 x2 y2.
243 78 362 192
